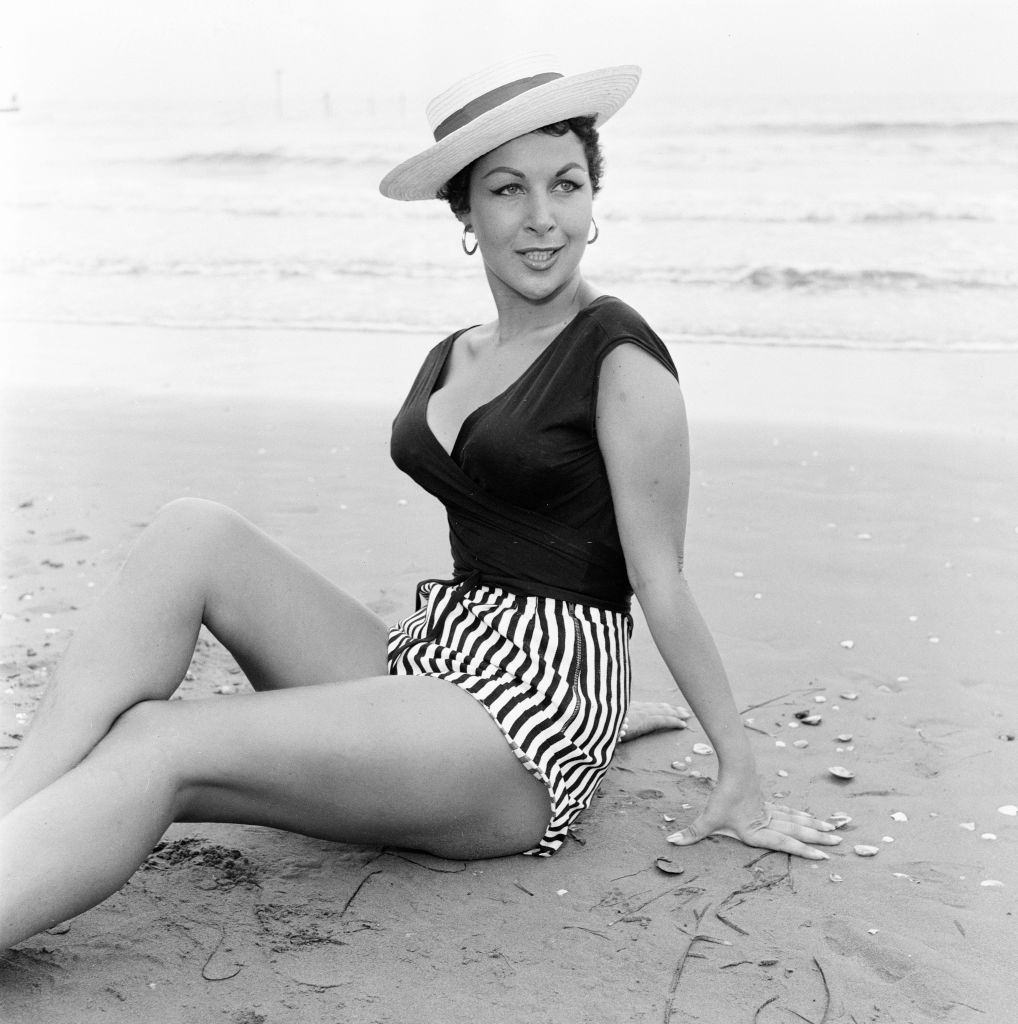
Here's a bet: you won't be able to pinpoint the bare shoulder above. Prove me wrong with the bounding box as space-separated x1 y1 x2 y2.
596 342 686 439
596 341 691 566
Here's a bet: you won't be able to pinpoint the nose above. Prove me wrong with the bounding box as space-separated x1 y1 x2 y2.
525 190 555 235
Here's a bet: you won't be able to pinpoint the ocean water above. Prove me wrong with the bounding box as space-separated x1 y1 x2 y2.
2 92 1016 353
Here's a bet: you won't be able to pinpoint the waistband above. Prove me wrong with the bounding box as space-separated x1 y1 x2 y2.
415 569 631 614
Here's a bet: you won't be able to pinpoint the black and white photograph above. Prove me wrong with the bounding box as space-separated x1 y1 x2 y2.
1 2 1015 1021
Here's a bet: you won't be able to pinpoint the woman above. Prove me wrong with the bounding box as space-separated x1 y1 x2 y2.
0 56 838 949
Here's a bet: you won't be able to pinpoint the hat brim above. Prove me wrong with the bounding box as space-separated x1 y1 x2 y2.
379 65 641 202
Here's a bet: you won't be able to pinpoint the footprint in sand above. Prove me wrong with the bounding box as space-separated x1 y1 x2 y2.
822 915 971 1018
823 917 916 983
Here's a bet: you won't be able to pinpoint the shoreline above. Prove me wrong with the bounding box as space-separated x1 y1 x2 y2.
2 320 1017 443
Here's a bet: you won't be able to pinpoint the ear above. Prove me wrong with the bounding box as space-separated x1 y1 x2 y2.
454 208 472 229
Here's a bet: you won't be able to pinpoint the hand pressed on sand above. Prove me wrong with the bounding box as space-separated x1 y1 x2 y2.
666 781 841 861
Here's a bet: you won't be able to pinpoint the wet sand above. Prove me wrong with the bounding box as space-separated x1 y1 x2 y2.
1 324 1016 1022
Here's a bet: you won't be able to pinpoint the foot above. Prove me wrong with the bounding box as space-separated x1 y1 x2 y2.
619 701 690 743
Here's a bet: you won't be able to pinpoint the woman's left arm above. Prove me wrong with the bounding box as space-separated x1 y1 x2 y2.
597 344 839 860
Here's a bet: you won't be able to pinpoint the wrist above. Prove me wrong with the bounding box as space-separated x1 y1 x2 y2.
709 731 757 773
715 749 759 783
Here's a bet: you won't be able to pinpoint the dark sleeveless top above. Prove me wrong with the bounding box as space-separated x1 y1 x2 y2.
390 295 678 612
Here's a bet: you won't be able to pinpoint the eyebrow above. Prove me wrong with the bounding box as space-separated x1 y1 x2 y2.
481 162 587 180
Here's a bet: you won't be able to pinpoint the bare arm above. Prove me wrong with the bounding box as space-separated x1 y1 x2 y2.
596 343 838 859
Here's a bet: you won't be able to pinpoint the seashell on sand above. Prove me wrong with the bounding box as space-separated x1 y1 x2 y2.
655 857 685 875
853 845 880 857
829 766 855 780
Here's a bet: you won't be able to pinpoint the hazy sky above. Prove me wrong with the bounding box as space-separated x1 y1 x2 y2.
3 0 1017 104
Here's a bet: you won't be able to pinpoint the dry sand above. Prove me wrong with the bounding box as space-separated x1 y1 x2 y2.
1 325 1016 1023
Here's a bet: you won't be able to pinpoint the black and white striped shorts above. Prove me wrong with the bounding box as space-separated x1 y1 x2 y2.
387 579 632 856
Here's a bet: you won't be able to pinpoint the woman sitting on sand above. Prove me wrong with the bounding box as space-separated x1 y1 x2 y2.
0 55 839 948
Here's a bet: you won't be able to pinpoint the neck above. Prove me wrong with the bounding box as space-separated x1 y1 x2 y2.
486 274 599 344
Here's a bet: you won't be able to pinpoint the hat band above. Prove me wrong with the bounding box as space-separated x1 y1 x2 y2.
432 72 563 142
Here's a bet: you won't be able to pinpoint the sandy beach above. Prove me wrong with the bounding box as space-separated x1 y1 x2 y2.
1 324 1016 1023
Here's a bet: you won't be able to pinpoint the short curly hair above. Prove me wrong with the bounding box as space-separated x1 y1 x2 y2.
436 115 604 216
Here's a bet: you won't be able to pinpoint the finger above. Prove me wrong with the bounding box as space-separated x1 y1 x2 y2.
765 807 830 830
666 818 712 846
764 817 843 846
747 830 832 861
667 812 762 847
767 804 837 831
667 821 834 860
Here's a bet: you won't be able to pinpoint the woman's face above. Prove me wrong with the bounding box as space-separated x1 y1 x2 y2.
461 129 593 307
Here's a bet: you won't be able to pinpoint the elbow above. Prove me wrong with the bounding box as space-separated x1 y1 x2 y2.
627 552 686 598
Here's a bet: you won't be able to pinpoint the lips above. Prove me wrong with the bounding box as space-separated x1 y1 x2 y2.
517 246 562 270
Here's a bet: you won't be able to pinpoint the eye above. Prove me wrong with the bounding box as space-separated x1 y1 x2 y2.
554 179 584 193
492 182 525 196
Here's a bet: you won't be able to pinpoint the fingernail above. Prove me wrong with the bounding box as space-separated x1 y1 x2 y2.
819 822 836 831
815 851 830 860
666 832 684 844
829 835 842 844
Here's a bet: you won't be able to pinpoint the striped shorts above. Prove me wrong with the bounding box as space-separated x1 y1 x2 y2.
386 579 632 856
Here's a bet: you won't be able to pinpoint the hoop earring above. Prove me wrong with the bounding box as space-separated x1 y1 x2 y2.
587 218 599 246
461 226 478 256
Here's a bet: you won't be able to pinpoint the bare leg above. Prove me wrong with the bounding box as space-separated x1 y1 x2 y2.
0 676 551 948
0 498 388 818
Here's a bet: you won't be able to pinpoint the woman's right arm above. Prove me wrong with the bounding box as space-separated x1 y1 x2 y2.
596 342 839 859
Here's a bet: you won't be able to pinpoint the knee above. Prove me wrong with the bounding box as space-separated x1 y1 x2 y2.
94 700 178 776
143 498 249 563
95 700 190 806
106 699 173 751
106 701 218 820
153 497 243 539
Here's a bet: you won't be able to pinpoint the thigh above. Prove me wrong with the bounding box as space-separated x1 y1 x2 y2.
156 675 552 859
160 498 390 689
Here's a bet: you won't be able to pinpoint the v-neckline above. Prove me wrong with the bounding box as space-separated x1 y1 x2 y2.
424 297 607 462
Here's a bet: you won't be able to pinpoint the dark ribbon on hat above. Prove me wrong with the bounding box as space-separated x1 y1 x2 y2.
433 72 563 142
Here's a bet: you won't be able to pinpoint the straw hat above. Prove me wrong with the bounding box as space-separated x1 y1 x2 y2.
379 54 641 202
